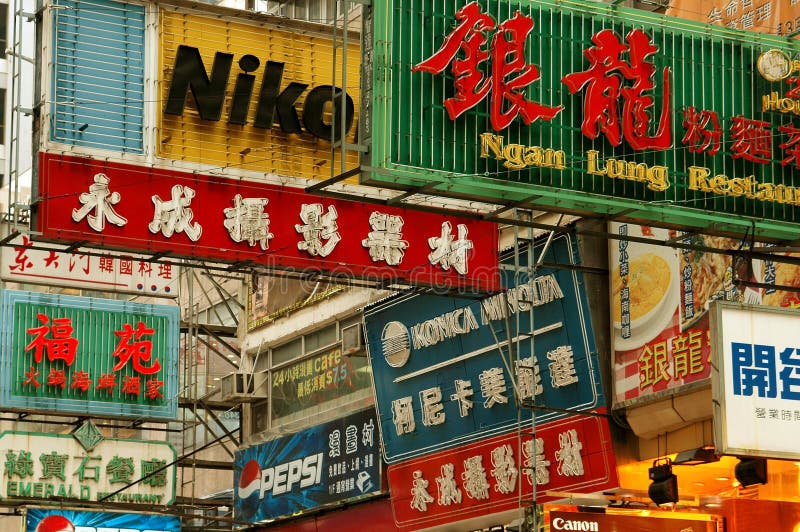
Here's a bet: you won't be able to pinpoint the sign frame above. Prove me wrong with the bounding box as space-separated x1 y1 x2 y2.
0 430 177 505
0 289 180 420
711 301 800 460
34 152 499 293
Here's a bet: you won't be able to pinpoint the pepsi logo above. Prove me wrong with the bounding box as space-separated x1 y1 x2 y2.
237 459 263 520
34 514 172 532
238 459 262 499
35 516 74 532
237 453 325 521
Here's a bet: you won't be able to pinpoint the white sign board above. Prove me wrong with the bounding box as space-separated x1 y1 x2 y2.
711 302 800 460
1 235 179 297
0 431 177 504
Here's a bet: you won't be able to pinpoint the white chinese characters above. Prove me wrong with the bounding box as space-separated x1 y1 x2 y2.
362 212 409 265
490 444 518 494
407 432 584 514
387 347 582 440
420 387 446 426
410 470 435 512
461 456 490 500
149 185 202 241
72 173 128 232
392 396 416 436
224 195 274 250
428 221 473 274
435 463 462 505
71 174 482 279
295 203 341 257
555 429 585 477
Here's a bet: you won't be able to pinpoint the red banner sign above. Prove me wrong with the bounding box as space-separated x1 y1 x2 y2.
387 412 617 531
35 153 499 291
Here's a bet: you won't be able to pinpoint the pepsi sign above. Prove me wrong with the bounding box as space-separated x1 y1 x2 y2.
235 408 382 523
238 452 323 499
27 509 180 532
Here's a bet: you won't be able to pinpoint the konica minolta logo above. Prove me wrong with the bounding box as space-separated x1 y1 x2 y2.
381 321 411 368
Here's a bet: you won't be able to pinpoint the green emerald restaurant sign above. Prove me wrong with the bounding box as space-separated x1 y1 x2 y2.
364 0 800 240
0 429 176 504
0 290 179 419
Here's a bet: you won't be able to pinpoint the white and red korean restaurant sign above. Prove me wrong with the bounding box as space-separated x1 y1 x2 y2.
34 153 500 292
388 413 617 531
0 431 176 505
1 234 179 297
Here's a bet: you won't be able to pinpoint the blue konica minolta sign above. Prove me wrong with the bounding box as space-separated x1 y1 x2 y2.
364 232 604 463
234 408 381 523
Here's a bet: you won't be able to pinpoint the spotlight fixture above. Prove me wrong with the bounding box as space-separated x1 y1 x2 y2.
735 457 767 487
648 458 679 505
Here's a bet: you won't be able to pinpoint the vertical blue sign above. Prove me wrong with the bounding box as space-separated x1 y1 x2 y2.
364 232 605 463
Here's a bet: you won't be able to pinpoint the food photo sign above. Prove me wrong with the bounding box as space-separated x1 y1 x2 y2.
610 221 800 405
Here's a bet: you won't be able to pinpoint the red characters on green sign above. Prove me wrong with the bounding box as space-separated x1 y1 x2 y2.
413 1 562 131
562 28 671 151
21 313 164 401
111 321 161 374
25 313 79 366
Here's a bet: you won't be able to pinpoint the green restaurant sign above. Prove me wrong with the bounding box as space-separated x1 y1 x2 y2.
365 0 800 240
0 430 176 504
0 290 179 419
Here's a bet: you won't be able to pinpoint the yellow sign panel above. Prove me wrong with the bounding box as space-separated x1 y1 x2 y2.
158 10 360 181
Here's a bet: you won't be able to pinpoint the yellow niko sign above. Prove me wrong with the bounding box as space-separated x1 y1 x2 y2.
158 10 360 182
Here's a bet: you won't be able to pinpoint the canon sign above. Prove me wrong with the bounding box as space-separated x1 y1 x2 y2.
551 517 599 531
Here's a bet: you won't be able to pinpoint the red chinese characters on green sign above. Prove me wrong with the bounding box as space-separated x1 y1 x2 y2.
561 28 671 151
2 290 179 419
413 2 562 131
20 313 165 401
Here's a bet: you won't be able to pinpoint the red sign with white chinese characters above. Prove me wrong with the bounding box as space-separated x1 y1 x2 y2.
387 411 617 531
35 153 499 292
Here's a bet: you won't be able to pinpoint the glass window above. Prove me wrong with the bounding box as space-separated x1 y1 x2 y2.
340 314 361 334
251 400 269 434
272 337 302 366
304 323 337 353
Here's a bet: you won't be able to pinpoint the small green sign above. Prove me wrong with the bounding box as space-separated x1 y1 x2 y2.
365 0 800 240
0 290 179 419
